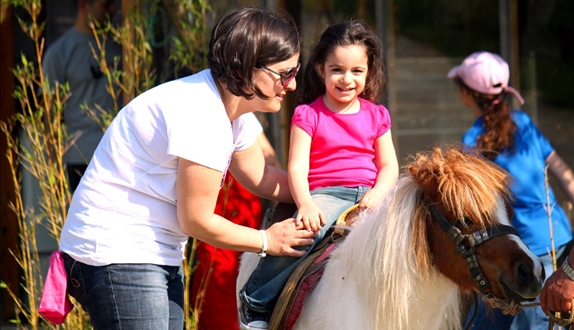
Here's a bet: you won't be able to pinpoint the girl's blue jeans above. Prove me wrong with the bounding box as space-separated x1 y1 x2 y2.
239 185 368 313
62 253 184 330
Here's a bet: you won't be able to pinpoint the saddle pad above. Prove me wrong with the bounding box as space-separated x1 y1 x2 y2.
284 243 339 329
269 234 347 330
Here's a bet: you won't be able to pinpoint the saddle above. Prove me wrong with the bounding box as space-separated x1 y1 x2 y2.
264 203 361 330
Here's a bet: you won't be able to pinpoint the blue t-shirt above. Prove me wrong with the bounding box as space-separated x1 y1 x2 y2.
462 110 572 255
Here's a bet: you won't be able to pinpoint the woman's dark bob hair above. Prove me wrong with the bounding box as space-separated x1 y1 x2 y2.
208 7 300 100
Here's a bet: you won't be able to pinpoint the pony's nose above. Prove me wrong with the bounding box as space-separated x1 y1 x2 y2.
515 259 545 285
516 261 531 284
539 260 546 281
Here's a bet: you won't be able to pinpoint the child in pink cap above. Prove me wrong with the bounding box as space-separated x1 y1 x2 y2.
450 51 574 330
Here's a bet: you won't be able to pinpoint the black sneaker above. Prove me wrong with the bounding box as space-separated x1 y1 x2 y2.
239 303 269 330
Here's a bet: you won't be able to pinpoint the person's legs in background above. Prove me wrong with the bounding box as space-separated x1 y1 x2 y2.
190 174 263 330
465 298 514 330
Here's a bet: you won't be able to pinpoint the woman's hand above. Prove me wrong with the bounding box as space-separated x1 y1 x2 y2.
540 260 574 315
266 218 316 257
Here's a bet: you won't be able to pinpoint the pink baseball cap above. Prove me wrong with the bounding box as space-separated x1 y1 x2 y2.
448 51 524 104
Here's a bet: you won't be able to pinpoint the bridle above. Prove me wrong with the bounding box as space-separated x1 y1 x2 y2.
424 200 521 297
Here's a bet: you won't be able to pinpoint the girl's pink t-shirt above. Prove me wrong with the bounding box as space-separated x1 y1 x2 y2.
291 96 391 191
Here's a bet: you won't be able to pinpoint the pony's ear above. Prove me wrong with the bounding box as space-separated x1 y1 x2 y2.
409 163 436 189
408 157 441 202
408 165 419 177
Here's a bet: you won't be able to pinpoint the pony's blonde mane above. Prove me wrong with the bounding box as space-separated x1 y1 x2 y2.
334 146 511 330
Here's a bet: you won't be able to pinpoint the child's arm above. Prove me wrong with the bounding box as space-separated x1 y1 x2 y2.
288 125 325 232
359 129 399 209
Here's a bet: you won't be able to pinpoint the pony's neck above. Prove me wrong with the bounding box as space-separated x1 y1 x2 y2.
333 181 463 330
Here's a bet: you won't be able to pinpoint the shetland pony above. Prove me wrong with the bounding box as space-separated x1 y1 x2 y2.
237 146 544 330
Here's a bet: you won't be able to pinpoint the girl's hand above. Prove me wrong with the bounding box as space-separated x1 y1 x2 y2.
359 188 385 209
295 202 325 233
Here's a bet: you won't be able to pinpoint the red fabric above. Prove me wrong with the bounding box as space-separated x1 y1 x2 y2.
191 174 263 330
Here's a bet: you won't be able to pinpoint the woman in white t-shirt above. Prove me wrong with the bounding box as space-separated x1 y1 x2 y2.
58 7 314 330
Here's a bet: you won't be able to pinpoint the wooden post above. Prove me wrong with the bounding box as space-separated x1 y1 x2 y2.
0 3 19 322
276 0 301 168
499 0 521 109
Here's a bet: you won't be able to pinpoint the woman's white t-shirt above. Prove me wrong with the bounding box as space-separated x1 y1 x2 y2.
59 69 262 266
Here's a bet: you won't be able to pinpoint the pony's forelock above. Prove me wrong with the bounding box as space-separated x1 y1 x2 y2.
410 146 511 228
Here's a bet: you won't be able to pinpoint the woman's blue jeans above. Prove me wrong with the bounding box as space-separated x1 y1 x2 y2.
239 186 368 313
465 243 568 330
62 253 184 330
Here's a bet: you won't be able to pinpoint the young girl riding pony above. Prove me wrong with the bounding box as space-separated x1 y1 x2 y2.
239 20 399 329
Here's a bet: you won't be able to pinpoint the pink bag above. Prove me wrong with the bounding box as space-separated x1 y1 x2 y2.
39 251 74 324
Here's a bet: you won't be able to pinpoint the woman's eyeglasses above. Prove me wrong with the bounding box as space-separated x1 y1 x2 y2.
257 63 300 87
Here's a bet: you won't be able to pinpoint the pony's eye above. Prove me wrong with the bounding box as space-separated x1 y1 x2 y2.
453 220 465 228
454 218 473 228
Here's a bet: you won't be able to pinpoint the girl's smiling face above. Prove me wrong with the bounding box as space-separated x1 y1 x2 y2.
319 45 368 113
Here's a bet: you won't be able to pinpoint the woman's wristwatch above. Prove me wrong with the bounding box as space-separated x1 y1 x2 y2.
562 256 574 281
